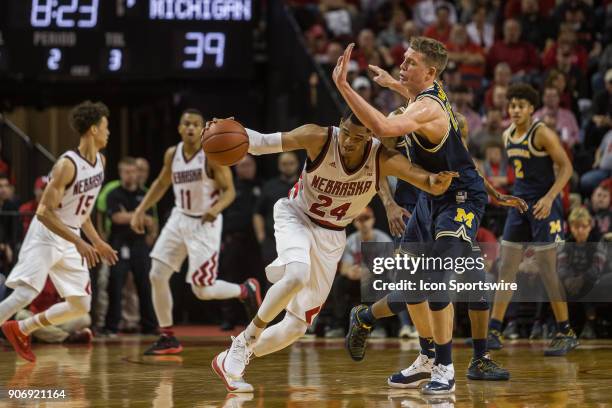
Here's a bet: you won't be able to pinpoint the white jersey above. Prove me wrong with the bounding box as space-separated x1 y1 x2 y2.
171 142 218 216
288 127 381 228
55 150 105 228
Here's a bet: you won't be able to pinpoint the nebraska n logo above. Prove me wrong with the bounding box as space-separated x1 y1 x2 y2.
454 208 475 228
549 220 562 234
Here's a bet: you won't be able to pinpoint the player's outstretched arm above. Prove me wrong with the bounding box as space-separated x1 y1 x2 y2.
369 65 411 101
246 123 328 160
532 125 573 220
36 158 100 268
378 177 410 237
203 162 236 223
379 146 458 196
131 146 175 233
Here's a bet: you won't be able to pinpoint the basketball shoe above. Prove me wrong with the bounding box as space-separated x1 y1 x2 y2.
143 334 183 355
544 330 578 356
421 364 455 395
388 353 434 388
487 329 503 350
466 354 510 380
240 279 262 321
2 321 36 362
212 350 254 393
223 333 253 379
345 305 373 361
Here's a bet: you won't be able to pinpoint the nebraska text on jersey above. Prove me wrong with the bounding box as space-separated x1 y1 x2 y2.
173 168 203 184
73 172 104 195
310 176 373 197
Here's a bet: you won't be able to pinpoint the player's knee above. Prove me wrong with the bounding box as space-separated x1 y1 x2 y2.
13 284 39 306
283 262 310 291
468 299 490 311
428 301 450 311
150 261 173 287
191 284 212 300
285 316 308 338
67 296 91 315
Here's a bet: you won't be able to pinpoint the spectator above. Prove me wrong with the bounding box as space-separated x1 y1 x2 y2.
484 62 512 109
558 207 605 339
466 4 495 51
492 85 511 127
306 24 330 64
377 7 408 48
352 76 373 106
580 129 612 196
0 173 20 252
554 0 594 49
469 108 505 159
450 84 482 135
374 67 406 115
390 21 419 67
544 69 575 112
15 278 93 344
587 185 612 236
479 141 514 196
583 70 612 151
320 0 357 39
135 157 150 189
550 46 589 106
445 25 486 90
0 242 13 278
218 155 263 330
253 152 300 266
518 0 554 51
103 157 158 335
325 207 392 338
423 5 454 43
486 19 540 77
595 43 612 89
534 85 580 148
412 0 457 31
542 27 588 74
18 176 47 237
352 29 393 71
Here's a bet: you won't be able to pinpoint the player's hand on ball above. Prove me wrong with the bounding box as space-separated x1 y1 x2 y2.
428 171 459 195
76 239 101 269
203 117 235 134
368 65 397 89
130 210 146 234
497 194 529 213
94 241 119 266
332 43 354 87
533 195 553 220
201 209 219 224
385 201 410 237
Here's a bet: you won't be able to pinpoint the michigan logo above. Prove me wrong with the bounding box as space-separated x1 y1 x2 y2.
454 208 474 228
549 220 562 234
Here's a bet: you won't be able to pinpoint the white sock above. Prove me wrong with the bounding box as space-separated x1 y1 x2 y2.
192 280 241 300
19 314 45 335
252 313 308 357
0 285 39 325
244 321 264 343
150 260 175 328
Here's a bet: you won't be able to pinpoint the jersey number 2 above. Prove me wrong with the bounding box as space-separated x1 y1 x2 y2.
75 195 94 216
180 189 191 210
309 194 351 221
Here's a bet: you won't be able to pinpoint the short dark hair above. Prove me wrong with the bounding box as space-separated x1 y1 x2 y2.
181 108 204 121
342 110 365 127
118 156 137 167
69 101 109 135
409 36 448 75
507 83 539 108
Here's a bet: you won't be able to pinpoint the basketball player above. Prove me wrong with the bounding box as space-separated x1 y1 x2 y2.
488 83 577 356
371 107 527 388
211 112 458 392
130 109 261 355
333 37 491 394
0 101 118 362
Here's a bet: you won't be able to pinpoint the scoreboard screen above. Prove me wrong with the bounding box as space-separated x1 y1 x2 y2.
0 0 255 80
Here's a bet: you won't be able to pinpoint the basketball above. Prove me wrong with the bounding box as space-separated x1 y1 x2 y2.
201 119 249 166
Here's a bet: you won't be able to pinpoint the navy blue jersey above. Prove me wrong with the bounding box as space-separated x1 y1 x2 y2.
394 134 420 210
408 81 485 199
503 120 555 200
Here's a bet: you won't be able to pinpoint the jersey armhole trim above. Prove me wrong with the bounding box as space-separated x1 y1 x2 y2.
306 127 332 173
63 156 78 191
375 144 383 191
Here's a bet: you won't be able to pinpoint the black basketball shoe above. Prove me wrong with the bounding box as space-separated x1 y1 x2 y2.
487 329 503 350
144 334 183 355
345 305 373 361
239 278 262 321
466 354 510 381
544 330 578 356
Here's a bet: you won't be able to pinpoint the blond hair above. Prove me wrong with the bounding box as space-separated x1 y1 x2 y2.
568 207 592 224
409 37 448 76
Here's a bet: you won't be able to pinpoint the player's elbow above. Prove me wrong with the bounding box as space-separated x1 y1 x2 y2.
35 206 51 224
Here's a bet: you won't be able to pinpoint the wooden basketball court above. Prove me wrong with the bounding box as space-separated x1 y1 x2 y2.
1 334 611 407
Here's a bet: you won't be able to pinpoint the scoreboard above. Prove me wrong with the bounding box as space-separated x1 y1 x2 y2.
0 0 255 80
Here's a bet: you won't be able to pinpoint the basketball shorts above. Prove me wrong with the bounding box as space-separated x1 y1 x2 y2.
399 192 433 246
430 189 487 244
502 195 564 249
6 218 91 298
150 207 222 287
266 198 346 325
